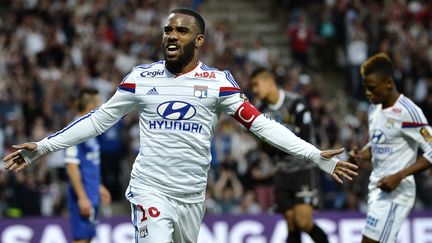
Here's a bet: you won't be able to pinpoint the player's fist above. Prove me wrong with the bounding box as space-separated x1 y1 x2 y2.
100 185 112 206
2 143 37 172
377 173 402 192
348 147 360 164
78 197 93 217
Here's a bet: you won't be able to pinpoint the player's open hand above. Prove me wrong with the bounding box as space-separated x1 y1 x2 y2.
2 143 37 172
321 148 358 184
377 173 402 192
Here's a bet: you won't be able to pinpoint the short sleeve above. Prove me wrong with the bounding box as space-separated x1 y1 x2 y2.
400 106 432 163
218 70 247 116
64 145 80 164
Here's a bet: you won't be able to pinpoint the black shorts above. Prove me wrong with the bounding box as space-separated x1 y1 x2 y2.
274 168 320 213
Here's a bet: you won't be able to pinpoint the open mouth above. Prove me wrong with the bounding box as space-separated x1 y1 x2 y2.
166 44 179 56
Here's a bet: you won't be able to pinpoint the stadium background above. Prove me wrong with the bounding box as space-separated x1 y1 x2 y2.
0 0 431 242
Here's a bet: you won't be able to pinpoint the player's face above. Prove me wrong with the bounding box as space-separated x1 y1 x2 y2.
162 13 203 69
363 74 391 104
89 94 101 111
252 75 271 101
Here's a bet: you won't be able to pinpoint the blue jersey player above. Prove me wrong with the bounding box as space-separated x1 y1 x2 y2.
64 88 111 243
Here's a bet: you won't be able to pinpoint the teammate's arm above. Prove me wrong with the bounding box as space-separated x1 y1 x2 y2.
378 113 432 192
378 156 431 192
348 143 372 164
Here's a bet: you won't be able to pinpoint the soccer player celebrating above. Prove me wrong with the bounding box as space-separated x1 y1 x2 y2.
251 68 329 243
4 8 357 243
65 88 111 243
349 53 432 243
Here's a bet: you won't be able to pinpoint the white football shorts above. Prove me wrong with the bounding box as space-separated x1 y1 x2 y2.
363 200 412 243
128 190 205 243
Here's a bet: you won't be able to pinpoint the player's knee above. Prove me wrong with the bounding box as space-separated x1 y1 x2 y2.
294 216 314 232
361 235 379 243
293 205 314 231
284 210 297 231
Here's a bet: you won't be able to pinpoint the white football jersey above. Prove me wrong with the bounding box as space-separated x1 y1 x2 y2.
24 61 338 203
367 94 432 205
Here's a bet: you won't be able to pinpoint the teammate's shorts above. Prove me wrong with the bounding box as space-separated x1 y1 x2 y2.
128 190 205 243
274 168 320 213
68 200 99 240
363 200 412 243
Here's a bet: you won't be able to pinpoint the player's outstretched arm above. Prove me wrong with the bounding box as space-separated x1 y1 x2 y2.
3 87 137 169
3 143 37 172
217 76 357 183
230 102 358 183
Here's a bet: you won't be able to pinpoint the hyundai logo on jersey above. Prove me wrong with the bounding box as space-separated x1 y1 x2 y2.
150 101 203 133
371 129 386 144
157 101 196 120
140 70 164 77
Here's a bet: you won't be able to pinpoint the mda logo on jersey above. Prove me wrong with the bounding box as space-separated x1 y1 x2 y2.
194 71 215 78
157 101 196 120
370 129 386 144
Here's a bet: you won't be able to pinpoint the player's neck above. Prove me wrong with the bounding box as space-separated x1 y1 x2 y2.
267 88 280 105
382 92 400 109
166 58 199 75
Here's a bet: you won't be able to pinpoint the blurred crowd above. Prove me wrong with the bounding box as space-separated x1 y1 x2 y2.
1 0 432 218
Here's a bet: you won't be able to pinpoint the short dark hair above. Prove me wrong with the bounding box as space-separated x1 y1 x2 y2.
250 67 273 80
77 87 99 112
360 53 394 81
170 8 205 34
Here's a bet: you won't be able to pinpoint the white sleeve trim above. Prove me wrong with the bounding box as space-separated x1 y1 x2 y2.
64 158 81 164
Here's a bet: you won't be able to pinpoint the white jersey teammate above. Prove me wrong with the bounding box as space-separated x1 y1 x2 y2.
4 8 357 243
350 53 432 243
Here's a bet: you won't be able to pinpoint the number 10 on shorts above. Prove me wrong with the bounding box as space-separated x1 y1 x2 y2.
137 205 161 222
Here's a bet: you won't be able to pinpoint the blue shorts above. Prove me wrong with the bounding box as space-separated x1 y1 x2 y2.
68 200 99 240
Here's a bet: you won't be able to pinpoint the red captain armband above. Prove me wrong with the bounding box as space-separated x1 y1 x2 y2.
233 102 261 129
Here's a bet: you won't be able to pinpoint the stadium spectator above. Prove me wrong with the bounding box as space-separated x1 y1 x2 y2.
247 149 275 212
287 12 314 67
213 168 243 214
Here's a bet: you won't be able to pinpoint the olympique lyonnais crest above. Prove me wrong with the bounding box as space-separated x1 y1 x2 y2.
194 85 208 99
385 118 395 129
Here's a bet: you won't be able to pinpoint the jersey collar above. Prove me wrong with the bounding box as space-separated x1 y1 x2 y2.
164 61 201 78
268 89 285 111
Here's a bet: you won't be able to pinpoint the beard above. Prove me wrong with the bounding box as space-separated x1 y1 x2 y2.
164 40 195 74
